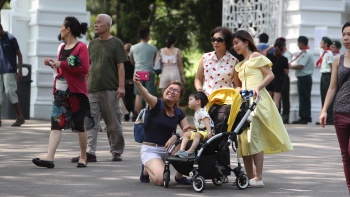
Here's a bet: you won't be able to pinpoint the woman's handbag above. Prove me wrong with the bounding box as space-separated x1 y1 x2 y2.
55 78 68 91
154 50 162 75
134 108 148 143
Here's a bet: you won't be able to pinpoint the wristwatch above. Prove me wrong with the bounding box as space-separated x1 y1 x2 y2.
174 133 180 139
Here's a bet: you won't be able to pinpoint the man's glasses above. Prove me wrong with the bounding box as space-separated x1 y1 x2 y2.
211 37 225 43
167 87 180 95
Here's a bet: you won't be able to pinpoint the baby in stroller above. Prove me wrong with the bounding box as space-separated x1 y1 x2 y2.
175 91 214 158
163 88 257 192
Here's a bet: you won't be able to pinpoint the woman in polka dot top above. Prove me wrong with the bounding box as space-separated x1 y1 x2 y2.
194 26 239 96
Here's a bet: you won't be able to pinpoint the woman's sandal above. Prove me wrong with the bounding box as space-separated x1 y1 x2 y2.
32 158 55 168
77 160 87 168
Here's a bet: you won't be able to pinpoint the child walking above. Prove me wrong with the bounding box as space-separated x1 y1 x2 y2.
175 91 214 158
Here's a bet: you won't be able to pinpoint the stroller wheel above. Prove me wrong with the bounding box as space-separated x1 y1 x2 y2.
212 176 225 186
235 174 249 189
163 170 170 188
193 176 206 193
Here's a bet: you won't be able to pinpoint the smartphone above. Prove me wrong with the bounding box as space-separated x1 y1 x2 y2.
136 71 150 81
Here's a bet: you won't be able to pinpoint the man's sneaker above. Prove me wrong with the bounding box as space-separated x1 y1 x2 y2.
11 117 25 127
71 153 97 163
112 152 122 161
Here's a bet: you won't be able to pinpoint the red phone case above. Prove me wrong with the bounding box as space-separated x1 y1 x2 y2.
136 71 150 81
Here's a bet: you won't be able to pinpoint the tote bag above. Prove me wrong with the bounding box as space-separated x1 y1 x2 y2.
154 50 162 75
134 108 148 143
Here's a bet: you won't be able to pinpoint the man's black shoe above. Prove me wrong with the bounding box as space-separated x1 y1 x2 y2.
124 114 130 121
291 119 308 124
71 153 97 163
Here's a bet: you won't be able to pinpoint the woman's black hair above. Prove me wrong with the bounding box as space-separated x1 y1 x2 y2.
166 34 176 48
342 22 350 32
210 26 233 50
189 91 209 108
63 16 88 38
232 30 258 52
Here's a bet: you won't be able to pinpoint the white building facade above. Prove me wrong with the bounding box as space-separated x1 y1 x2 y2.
1 0 90 119
223 0 350 123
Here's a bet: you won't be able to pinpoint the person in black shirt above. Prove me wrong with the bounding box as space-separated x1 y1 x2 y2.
262 39 289 110
123 43 136 121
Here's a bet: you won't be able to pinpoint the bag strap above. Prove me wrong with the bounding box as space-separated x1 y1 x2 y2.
158 49 162 60
135 108 147 123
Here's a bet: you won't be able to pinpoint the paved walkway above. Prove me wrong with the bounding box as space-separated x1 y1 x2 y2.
0 119 348 197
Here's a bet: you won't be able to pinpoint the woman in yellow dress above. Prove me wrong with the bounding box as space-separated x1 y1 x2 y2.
232 30 293 187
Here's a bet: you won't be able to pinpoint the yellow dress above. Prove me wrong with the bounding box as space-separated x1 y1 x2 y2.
235 56 293 156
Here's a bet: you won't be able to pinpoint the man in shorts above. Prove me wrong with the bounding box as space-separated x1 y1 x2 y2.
129 27 157 115
0 24 25 127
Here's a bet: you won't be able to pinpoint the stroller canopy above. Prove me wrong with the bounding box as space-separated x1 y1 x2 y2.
206 88 242 132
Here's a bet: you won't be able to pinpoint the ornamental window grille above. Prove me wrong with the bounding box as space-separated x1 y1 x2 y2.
222 0 282 43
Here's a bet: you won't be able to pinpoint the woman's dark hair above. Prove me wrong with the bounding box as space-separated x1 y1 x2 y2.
342 22 350 32
63 16 88 38
210 26 233 50
232 30 258 52
166 34 176 48
189 91 208 108
274 39 285 52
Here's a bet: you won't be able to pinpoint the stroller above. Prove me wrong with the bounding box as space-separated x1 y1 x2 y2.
163 88 259 192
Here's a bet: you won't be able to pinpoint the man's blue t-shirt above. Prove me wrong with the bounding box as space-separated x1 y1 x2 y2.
0 32 19 74
144 98 185 145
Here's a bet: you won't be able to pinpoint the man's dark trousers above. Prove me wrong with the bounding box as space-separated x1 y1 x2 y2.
297 75 312 121
281 74 290 123
320 73 334 123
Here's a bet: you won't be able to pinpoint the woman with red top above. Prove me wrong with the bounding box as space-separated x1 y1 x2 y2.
32 16 91 168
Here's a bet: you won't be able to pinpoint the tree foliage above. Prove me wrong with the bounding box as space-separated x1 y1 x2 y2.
87 0 223 54
86 0 224 85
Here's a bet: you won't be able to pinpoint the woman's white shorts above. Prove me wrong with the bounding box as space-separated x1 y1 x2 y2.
140 145 168 165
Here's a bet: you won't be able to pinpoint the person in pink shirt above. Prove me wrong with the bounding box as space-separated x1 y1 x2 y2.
32 16 91 168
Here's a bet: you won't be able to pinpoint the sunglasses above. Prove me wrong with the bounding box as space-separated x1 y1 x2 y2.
211 37 225 43
167 87 180 95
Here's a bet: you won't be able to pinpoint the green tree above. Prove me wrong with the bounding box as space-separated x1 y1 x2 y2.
87 0 224 104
